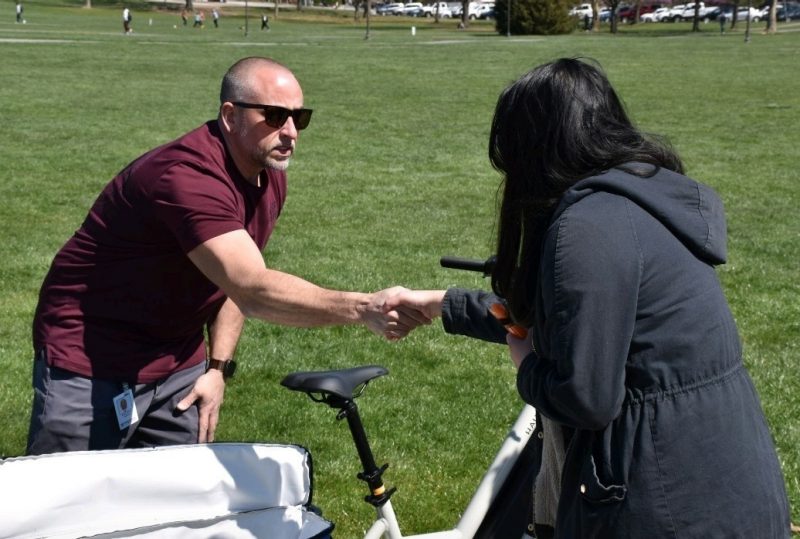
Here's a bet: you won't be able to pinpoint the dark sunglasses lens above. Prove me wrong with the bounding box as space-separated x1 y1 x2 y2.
263 107 291 129
293 109 313 130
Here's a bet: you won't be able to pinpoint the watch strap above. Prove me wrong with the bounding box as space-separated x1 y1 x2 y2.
207 358 236 379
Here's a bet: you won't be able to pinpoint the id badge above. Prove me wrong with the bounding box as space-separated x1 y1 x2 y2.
113 384 139 430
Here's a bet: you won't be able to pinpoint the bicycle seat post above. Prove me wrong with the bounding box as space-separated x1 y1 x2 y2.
338 399 396 507
281 365 396 508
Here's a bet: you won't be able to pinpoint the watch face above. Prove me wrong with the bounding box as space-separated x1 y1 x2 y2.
224 360 237 379
208 359 236 379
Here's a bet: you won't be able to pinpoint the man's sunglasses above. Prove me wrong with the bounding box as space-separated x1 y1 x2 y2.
231 102 313 130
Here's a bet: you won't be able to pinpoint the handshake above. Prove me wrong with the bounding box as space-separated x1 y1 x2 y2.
366 288 447 341
346 257 532 343
366 287 527 343
367 287 531 370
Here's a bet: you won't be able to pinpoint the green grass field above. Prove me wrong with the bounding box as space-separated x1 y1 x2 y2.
1 3 798 535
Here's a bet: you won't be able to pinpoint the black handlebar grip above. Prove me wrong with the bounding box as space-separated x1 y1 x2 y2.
439 255 496 276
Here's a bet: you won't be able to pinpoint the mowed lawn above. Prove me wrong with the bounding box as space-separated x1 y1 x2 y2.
1 4 798 536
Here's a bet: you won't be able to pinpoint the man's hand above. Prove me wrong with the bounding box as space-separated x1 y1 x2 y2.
363 286 436 340
176 370 226 443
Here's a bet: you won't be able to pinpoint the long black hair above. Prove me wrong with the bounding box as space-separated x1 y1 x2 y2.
489 58 683 326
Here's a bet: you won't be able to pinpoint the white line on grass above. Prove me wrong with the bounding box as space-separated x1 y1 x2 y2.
0 38 93 44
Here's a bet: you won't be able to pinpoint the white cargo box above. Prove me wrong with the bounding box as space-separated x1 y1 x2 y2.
0 443 333 539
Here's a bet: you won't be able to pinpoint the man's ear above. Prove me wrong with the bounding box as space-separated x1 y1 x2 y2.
219 102 236 133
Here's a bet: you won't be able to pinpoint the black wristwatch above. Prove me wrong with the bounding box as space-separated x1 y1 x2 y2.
207 358 237 380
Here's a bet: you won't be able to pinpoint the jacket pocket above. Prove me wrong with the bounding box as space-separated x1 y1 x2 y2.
578 453 627 504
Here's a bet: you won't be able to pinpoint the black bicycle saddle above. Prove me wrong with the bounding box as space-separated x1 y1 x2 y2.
281 365 388 400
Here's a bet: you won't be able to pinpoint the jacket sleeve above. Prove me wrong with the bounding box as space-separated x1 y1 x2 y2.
442 288 508 344
517 196 641 430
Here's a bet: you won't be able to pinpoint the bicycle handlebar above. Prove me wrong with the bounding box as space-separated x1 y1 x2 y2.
439 255 496 277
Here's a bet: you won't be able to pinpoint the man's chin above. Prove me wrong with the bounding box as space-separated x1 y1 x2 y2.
266 157 291 171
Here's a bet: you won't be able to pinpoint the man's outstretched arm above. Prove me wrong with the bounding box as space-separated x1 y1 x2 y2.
187 229 431 339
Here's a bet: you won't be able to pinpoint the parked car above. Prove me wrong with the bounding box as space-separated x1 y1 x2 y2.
736 5 762 21
678 2 715 21
617 4 660 22
467 1 490 18
403 2 424 15
776 2 800 19
420 2 453 16
477 3 495 18
757 2 782 17
451 1 483 18
598 7 612 21
377 2 405 15
699 5 733 21
617 4 636 22
569 2 594 17
641 6 670 21
664 3 683 20
639 7 656 21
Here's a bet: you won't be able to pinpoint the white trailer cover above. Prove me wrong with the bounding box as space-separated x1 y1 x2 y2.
0 443 333 539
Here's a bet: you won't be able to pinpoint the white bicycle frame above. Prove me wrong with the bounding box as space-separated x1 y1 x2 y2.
362 404 537 539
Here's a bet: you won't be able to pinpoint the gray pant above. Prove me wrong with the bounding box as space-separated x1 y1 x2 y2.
27 350 203 455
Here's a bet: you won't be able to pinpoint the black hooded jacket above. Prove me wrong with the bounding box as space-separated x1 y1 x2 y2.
443 165 789 538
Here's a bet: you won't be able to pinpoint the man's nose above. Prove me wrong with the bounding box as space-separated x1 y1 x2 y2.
280 116 298 138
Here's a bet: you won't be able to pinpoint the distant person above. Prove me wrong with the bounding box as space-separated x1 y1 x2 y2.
15 1 24 23
122 7 132 34
27 57 430 456
261 13 270 30
719 10 727 33
387 58 791 538
193 10 203 27
181 7 188 26
212 8 220 27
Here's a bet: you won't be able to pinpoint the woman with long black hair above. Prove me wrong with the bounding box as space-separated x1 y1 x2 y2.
390 58 790 538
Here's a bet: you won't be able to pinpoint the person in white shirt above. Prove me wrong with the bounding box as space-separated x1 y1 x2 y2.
122 7 132 34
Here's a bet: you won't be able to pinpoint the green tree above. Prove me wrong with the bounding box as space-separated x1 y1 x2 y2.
495 0 574 34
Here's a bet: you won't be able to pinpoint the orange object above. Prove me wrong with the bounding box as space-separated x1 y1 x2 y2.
489 303 528 339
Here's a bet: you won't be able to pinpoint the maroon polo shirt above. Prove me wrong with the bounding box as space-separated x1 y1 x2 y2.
33 121 287 383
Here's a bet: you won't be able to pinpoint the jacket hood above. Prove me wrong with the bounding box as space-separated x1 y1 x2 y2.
554 164 728 265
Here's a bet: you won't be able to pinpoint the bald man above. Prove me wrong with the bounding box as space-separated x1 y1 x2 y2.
28 57 429 455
